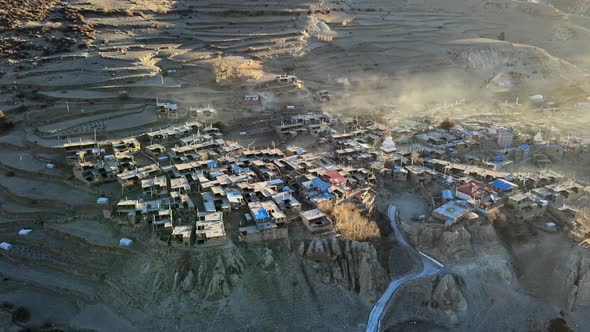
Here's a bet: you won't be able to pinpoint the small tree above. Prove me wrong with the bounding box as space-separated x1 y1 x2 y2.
212 121 226 133
439 118 456 130
12 306 31 324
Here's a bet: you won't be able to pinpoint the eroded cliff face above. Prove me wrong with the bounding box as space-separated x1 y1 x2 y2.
431 274 468 323
563 252 590 309
157 246 248 302
381 222 520 328
298 237 387 302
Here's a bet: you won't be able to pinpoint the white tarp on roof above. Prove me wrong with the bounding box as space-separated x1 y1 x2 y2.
119 238 133 247
97 197 110 204
18 229 32 236
0 242 12 251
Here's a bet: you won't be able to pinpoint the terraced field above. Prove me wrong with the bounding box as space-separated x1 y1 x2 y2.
1 0 590 331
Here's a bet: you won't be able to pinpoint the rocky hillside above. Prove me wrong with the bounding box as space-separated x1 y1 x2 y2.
448 38 586 93
91 236 388 331
298 237 387 302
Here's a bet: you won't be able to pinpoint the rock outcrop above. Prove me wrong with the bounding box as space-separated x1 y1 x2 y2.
205 257 231 301
411 222 507 262
224 248 246 287
181 270 194 292
431 275 467 316
197 262 207 291
410 223 444 250
260 248 276 270
439 228 473 260
467 223 497 244
173 271 181 290
300 237 385 302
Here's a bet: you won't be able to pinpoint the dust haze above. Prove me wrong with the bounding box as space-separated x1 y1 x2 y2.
1 0 590 331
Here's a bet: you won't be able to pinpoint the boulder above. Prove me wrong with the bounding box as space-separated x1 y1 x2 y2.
260 248 276 270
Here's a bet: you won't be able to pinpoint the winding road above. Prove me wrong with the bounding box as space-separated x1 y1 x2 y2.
366 205 444 332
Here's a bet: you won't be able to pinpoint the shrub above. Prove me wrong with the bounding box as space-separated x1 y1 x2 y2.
212 121 226 133
487 208 508 224
13 306 31 323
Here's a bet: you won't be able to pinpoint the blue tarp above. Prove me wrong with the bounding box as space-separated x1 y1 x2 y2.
521 144 530 150
255 208 269 220
207 160 217 167
491 179 516 191
442 189 453 200
295 149 305 155
311 178 330 191
495 154 507 161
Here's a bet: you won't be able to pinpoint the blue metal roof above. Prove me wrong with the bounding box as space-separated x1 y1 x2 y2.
491 179 516 191
232 164 248 174
311 178 331 191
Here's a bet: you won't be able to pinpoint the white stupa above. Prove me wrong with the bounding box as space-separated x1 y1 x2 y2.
380 135 397 153
533 132 544 144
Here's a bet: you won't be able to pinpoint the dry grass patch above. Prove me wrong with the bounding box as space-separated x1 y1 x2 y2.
319 202 381 242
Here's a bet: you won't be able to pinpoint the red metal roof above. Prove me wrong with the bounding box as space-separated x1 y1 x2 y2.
322 170 346 185
456 180 492 199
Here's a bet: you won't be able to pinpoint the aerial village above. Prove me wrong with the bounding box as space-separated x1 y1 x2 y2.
59 85 590 251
